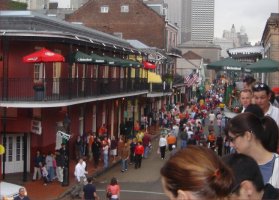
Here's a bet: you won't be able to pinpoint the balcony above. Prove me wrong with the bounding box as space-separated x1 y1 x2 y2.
0 77 148 103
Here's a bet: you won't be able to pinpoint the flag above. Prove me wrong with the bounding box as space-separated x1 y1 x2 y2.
185 73 199 87
184 73 194 84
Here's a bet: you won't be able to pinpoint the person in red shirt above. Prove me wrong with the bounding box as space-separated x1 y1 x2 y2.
134 142 144 169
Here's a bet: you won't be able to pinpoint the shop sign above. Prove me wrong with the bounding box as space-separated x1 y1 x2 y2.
31 119 42 135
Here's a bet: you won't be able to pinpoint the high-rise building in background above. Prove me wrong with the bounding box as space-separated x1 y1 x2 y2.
181 0 214 43
165 0 182 44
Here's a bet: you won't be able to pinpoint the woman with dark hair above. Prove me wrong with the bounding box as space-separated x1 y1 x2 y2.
227 112 279 188
223 153 279 200
106 177 120 200
160 146 233 200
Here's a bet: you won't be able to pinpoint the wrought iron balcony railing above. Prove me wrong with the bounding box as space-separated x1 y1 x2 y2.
0 77 149 102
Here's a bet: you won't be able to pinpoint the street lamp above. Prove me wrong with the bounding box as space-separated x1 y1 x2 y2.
62 112 71 186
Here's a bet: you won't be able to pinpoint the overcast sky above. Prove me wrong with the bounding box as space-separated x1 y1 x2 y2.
215 0 278 44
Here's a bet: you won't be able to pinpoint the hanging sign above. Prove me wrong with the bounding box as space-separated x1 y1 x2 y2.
31 119 42 135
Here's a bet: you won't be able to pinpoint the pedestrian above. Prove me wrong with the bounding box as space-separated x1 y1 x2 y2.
159 134 167 160
55 150 64 183
134 141 144 169
227 112 279 188
73 158 88 199
179 126 188 149
41 163 49 186
119 142 130 172
75 135 83 161
160 146 233 200
239 89 253 112
167 133 176 152
14 187 30 200
106 177 120 200
223 153 279 200
92 137 102 168
110 136 118 163
187 133 197 145
45 151 54 182
83 177 99 200
32 150 43 181
142 131 151 158
103 140 109 169
207 130 216 151
129 138 136 164
252 82 279 126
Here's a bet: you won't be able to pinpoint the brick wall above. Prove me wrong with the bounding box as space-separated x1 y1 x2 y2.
66 0 166 49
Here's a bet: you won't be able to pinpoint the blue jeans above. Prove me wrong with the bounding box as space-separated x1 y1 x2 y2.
104 153 109 168
143 146 149 158
181 140 187 149
121 159 128 171
47 166 54 181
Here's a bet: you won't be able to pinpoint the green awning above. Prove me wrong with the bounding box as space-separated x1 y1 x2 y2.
246 58 279 73
101 55 120 66
113 57 142 67
69 51 93 63
207 57 246 71
89 53 106 64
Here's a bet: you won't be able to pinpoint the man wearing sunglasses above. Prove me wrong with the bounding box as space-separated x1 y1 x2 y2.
252 83 279 126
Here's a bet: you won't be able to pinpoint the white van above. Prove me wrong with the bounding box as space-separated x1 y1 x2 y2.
0 181 21 200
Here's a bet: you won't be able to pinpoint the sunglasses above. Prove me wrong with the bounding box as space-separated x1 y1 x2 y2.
253 83 269 91
228 135 241 143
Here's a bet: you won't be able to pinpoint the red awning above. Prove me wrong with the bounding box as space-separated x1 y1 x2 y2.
22 48 65 63
143 61 156 69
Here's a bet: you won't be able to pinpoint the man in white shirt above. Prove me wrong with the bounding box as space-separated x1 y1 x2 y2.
253 83 279 126
74 158 87 183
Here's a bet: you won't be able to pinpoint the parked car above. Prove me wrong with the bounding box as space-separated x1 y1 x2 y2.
0 181 21 200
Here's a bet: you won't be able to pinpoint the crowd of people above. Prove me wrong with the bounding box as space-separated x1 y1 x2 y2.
26 75 279 200
160 76 279 200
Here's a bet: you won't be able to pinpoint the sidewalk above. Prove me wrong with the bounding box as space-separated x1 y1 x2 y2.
5 125 161 200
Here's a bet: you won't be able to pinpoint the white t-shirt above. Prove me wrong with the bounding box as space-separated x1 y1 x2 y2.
265 103 279 127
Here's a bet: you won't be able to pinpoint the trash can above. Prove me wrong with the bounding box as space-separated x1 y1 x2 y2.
33 85 44 101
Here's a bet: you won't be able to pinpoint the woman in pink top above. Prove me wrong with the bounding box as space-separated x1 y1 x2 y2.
107 177 120 200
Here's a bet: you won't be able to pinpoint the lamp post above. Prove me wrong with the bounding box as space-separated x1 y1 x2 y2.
62 112 71 186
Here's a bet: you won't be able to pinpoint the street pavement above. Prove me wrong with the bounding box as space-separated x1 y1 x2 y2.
61 133 169 200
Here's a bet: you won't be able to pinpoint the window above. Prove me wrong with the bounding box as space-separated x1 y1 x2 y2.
121 5 129 13
113 32 123 39
100 6 109 13
34 63 43 83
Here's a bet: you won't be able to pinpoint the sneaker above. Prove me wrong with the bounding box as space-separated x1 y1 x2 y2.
121 170 125 172
125 169 128 171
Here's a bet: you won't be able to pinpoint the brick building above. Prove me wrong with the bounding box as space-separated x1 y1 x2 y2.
65 0 177 51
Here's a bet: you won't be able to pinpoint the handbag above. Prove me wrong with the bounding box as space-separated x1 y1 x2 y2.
106 188 112 198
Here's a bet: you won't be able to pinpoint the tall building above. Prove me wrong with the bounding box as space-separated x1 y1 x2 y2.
181 0 214 43
165 0 182 44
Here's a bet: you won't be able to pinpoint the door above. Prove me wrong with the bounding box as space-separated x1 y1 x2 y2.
53 62 61 94
2 134 28 173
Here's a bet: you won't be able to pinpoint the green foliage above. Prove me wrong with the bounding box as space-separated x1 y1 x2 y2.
8 1 27 10
162 73 173 84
